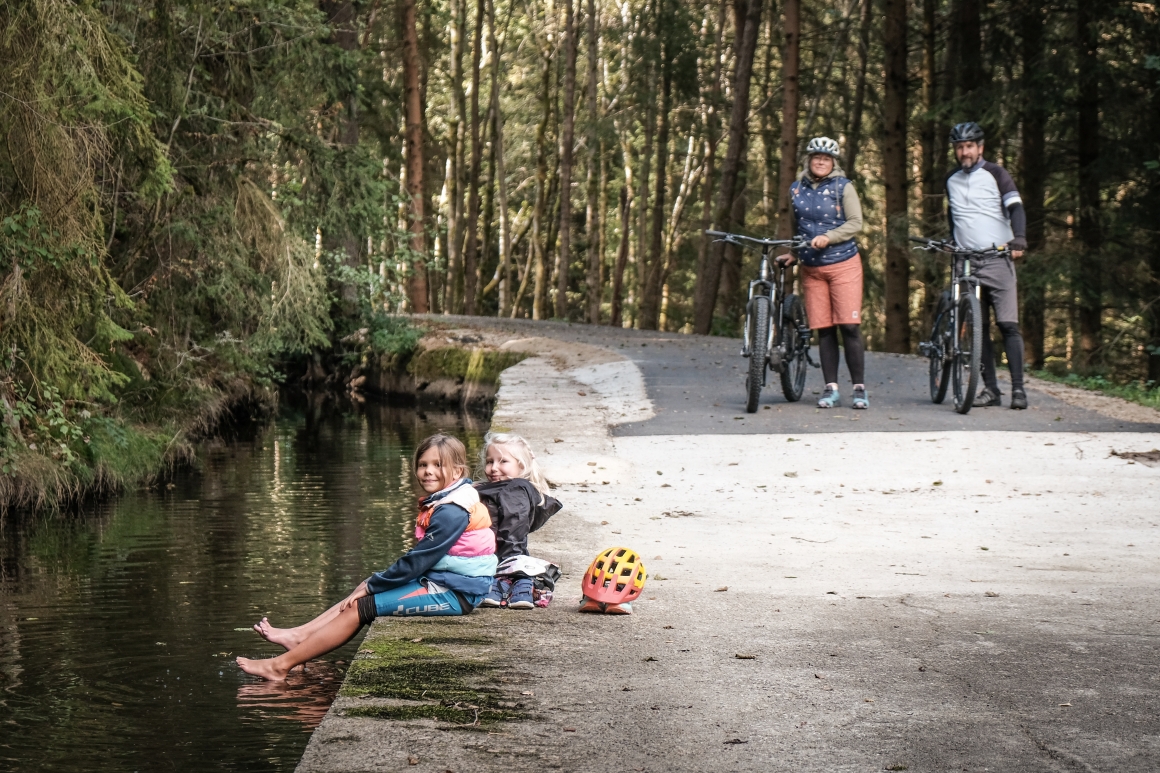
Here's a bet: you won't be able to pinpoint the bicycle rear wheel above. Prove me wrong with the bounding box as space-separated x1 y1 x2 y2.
929 309 952 404
779 294 809 402
952 292 982 414
745 297 770 413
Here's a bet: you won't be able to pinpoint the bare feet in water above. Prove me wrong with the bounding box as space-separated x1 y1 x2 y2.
253 617 302 650
237 656 290 682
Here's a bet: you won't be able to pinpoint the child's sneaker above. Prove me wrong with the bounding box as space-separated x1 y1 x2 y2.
508 578 535 609
817 385 840 408
578 595 603 613
481 577 510 608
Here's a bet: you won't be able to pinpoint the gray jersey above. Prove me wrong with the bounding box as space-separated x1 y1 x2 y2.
945 159 1022 251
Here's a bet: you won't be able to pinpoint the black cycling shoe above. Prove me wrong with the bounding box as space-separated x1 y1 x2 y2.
1010 387 1028 410
975 387 1002 407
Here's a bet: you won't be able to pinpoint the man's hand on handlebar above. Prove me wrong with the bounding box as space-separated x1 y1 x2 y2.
1008 237 1027 261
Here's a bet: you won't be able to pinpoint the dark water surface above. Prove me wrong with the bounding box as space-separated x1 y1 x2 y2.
0 399 484 772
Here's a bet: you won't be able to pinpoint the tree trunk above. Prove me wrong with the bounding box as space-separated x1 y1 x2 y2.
555 0 578 319
320 1 363 309
1020 0 1048 370
692 0 763 334
463 0 485 315
695 0 727 318
401 0 429 311
532 41 553 320
611 184 631 327
488 0 511 316
640 52 672 330
774 0 801 241
446 0 467 312
883 0 909 352
584 0 601 324
956 0 982 114
635 67 656 326
917 0 941 336
844 0 872 176
1075 0 1101 369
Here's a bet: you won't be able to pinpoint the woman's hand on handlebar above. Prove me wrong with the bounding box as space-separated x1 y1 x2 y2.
810 234 830 250
776 253 797 266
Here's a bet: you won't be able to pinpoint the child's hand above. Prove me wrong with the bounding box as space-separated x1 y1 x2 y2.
339 582 369 612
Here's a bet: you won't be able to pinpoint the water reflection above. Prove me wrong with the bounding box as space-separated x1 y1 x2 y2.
0 396 485 772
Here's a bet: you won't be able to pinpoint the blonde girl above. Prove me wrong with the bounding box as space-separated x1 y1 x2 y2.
474 432 562 608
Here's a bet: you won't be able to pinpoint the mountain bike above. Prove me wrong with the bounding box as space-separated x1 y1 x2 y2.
706 230 813 413
912 238 1009 414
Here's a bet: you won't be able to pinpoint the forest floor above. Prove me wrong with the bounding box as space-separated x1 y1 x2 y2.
298 318 1160 773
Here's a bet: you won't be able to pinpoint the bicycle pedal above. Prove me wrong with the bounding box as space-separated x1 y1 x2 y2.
917 342 933 357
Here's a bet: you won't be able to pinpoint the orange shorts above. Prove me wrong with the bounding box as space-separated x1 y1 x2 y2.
801 256 863 328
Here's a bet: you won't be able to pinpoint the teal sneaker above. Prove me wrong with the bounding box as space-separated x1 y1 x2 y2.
817 385 840 408
852 386 869 409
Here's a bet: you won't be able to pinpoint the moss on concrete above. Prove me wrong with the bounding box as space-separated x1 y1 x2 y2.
339 631 527 727
406 348 527 386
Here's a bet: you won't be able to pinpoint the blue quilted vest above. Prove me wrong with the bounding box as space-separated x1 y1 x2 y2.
791 174 859 267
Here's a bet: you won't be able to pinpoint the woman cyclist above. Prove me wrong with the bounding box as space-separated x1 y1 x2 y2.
780 137 868 409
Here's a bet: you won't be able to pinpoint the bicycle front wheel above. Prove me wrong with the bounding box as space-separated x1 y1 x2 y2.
745 297 771 413
779 294 809 402
929 309 952 404
952 292 982 414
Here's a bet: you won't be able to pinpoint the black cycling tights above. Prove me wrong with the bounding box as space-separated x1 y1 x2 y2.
981 320 1025 392
816 325 865 385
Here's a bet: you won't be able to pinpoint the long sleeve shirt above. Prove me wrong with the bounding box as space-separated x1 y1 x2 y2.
364 502 492 597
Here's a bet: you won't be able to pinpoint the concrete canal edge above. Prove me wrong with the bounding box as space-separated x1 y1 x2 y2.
295 334 651 772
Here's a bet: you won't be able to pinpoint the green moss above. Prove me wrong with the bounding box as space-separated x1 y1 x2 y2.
1030 370 1160 411
339 632 527 727
342 703 527 725
406 348 527 386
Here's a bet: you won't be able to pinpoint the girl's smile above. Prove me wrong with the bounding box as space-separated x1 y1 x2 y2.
416 447 456 493
485 446 522 482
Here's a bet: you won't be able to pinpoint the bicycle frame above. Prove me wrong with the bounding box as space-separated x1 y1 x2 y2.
741 245 787 364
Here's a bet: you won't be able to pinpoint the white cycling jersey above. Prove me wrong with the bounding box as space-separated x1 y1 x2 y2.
945 158 1022 251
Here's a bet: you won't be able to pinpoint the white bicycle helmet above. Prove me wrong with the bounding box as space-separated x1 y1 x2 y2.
805 136 841 159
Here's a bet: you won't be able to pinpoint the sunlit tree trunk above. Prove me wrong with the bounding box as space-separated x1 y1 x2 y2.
555 0 577 319
462 0 485 315
883 0 909 352
640 26 672 331
445 0 466 312
532 41 552 320
401 0 429 311
488 0 511 316
584 0 601 324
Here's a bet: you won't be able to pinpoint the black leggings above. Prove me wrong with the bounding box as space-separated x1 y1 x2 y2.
979 290 1025 392
816 324 865 385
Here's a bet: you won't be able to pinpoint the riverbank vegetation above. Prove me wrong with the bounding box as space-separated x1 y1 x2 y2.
2 0 1156 506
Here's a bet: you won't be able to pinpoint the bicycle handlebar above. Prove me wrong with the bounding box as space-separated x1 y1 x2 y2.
705 230 807 250
909 236 1009 259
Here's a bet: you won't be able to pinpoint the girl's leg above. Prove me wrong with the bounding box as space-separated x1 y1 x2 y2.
254 599 347 650
838 324 865 385
238 604 364 682
817 326 840 384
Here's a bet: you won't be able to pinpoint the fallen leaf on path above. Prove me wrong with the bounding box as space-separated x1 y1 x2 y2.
408 757 419 765
984 591 999 597
784 471 798 477
521 691 534 696
554 438 563 443
814 673 823 679
864 698 875 703
735 653 756 660
587 461 597 466
663 625 674 629
1059 703 1072 707
723 739 748 744
601 520 609 525
715 586 728 592
411 637 423 642
564 727 576 732
643 656 658 662
932 481 943 486
577 391 587 396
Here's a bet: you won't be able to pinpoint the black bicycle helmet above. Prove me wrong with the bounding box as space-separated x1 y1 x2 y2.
949 122 985 144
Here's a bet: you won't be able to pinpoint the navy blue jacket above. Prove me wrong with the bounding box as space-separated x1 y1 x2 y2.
364 503 492 597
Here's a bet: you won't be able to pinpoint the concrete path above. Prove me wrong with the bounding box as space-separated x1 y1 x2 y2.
298 319 1160 773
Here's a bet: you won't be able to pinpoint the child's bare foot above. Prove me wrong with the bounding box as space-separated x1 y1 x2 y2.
237 656 290 682
252 617 302 650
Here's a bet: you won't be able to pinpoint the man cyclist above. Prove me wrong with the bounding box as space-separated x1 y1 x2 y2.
945 121 1029 410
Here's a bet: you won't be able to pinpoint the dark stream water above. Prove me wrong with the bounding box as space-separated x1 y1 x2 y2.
0 398 485 772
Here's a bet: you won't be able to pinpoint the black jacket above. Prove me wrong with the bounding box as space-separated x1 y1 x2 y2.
475 478 563 561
